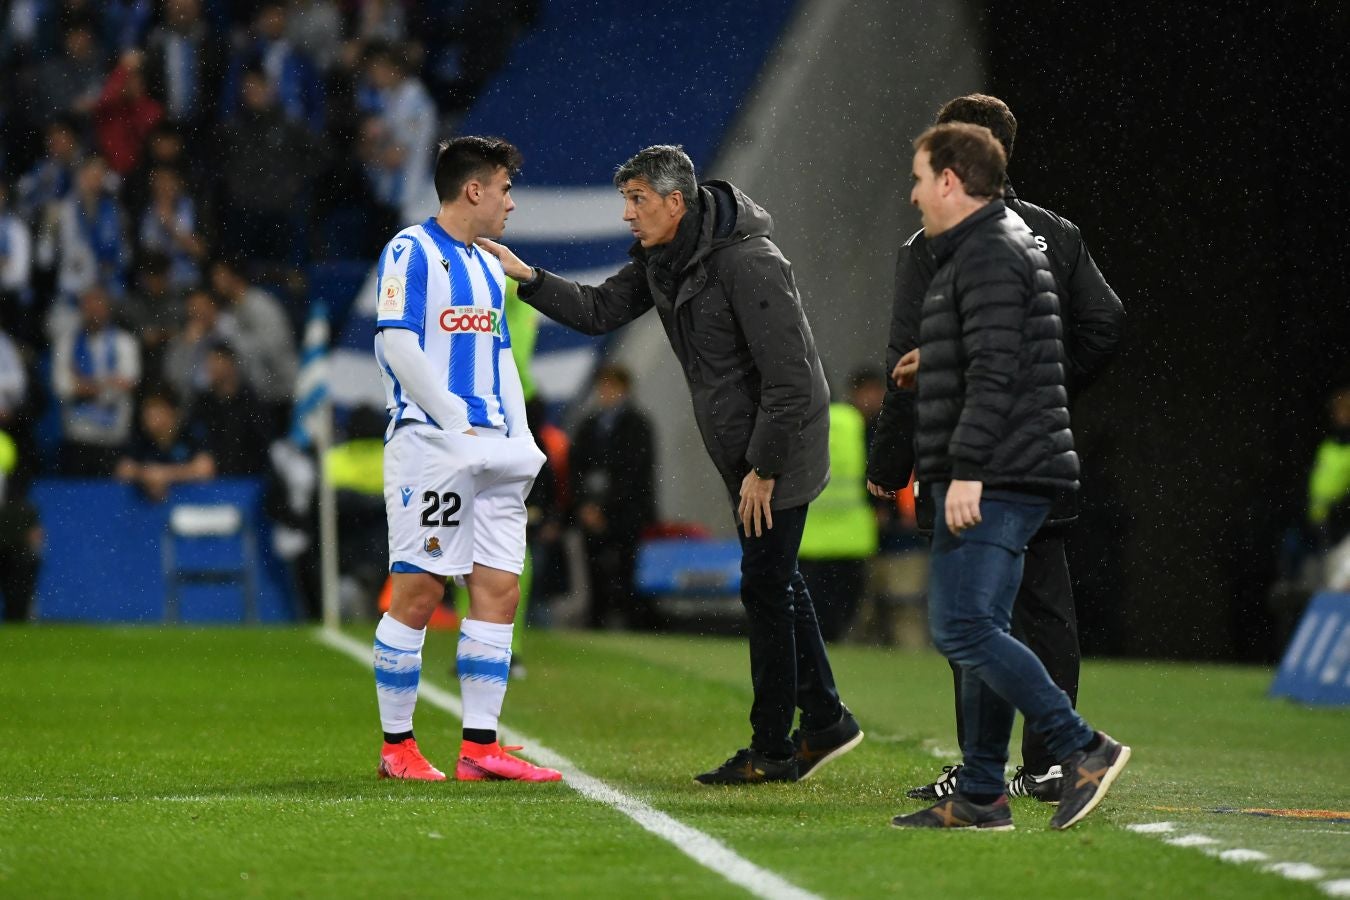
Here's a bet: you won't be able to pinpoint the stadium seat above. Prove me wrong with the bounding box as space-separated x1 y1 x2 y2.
161 502 259 624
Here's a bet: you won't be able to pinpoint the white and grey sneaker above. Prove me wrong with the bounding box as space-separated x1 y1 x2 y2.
905 764 962 801
1006 765 1063 805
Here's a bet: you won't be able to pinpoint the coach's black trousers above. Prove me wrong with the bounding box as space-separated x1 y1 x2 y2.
738 504 845 759
951 530 1080 775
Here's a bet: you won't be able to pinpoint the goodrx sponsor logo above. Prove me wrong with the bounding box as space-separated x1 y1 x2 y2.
439 306 503 337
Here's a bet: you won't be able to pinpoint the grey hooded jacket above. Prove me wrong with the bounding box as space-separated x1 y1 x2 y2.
518 180 830 511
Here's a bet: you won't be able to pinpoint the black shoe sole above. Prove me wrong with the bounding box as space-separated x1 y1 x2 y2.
889 818 1015 831
796 730 864 782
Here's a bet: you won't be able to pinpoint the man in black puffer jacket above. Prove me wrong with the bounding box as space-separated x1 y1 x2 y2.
871 95 1124 807
889 124 1129 833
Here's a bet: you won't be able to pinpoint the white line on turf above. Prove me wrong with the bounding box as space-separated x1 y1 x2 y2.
316 628 823 900
1127 822 1346 896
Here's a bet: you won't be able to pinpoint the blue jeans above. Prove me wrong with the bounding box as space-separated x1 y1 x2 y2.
927 485 1093 795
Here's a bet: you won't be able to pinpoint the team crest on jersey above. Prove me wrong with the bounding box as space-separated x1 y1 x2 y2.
379 276 406 316
424 536 443 558
439 306 503 338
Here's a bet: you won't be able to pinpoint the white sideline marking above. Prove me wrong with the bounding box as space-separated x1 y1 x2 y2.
1128 821 1347 896
1166 834 1219 848
1265 862 1326 881
316 628 822 900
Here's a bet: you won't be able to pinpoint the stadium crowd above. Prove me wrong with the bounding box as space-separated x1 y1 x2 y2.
0 0 539 493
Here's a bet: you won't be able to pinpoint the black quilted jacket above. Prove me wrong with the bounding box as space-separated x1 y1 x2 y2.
915 200 1079 493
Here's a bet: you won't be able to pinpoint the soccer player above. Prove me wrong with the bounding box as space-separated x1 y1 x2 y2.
371 136 560 783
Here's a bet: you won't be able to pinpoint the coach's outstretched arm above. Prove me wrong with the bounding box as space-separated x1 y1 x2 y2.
476 238 654 335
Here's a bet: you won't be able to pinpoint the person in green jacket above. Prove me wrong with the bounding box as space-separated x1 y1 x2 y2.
799 401 878 641
1309 386 1350 543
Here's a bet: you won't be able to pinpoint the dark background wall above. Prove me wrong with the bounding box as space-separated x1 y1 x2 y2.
978 1 1350 660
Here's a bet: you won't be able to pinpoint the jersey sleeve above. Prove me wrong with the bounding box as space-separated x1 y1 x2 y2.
375 236 429 333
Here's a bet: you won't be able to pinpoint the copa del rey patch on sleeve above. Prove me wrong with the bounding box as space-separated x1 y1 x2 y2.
379 275 406 316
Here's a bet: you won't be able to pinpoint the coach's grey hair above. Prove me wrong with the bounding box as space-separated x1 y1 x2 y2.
613 145 697 204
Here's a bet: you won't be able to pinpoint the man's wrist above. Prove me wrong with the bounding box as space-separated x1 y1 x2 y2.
753 465 779 481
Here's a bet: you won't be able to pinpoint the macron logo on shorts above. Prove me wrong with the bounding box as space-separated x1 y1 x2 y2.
400 486 413 507
439 306 503 338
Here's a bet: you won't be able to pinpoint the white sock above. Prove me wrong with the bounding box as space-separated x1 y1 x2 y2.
457 619 514 732
374 614 426 735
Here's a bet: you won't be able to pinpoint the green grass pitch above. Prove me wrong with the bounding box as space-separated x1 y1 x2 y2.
1 626 1346 898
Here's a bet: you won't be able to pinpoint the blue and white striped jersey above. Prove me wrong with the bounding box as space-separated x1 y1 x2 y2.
374 217 513 431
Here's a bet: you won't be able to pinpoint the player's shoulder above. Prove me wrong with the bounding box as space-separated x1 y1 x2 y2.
381 224 431 258
1008 197 1081 243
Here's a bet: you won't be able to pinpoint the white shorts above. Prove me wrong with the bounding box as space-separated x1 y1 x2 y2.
384 424 546 578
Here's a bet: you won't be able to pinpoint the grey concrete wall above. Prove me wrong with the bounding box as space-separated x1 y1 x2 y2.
607 0 985 533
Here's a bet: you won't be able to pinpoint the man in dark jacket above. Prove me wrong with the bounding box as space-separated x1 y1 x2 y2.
477 145 862 785
869 95 1124 805
888 123 1128 832
572 364 658 630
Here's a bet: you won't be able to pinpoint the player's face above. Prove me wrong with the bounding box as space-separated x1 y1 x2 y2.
620 178 682 248
910 149 944 236
476 166 516 239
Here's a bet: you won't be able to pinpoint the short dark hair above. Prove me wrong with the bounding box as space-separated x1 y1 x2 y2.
613 145 697 204
434 136 523 203
914 123 1007 200
936 94 1017 162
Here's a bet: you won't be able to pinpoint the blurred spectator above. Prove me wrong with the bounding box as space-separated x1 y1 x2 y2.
287 0 344 74
1309 386 1350 546
798 399 879 641
0 320 28 446
137 166 205 291
351 0 406 46
424 0 539 116
0 183 34 341
114 385 215 501
17 17 104 133
162 286 241 400
217 66 318 266
185 343 273 475
571 364 657 630
360 41 436 223
208 257 298 409
92 50 164 177
325 404 386 609
0 428 42 623
122 252 181 372
50 285 141 476
143 0 225 141
17 116 82 243
232 2 325 132
524 396 568 618
52 155 126 336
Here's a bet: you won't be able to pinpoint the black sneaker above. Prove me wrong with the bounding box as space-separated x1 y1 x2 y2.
792 708 864 781
1006 765 1063 804
890 794 1014 831
905 764 961 801
1050 732 1131 830
693 748 798 785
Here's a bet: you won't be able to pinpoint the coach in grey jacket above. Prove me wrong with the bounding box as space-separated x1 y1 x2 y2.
478 145 862 785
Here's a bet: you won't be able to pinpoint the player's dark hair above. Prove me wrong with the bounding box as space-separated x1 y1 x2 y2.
914 123 1007 200
434 136 523 203
936 94 1017 163
613 145 697 205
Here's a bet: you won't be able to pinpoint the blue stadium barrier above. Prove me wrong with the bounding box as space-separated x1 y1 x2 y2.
636 538 742 597
31 479 296 624
1270 592 1350 705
